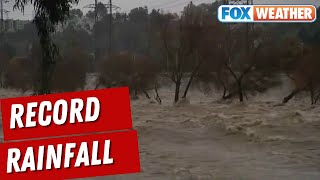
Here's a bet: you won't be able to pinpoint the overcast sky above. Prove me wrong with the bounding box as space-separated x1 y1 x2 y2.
3 0 320 20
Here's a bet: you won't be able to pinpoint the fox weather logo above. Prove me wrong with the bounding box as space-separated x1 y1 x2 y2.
218 5 253 22
218 5 317 23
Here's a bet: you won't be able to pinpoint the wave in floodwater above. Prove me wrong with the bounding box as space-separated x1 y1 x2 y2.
0 74 319 179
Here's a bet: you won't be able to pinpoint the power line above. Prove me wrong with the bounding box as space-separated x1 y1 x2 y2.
84 0 99 67
150 0 213 11
150 0 183 8
125 0 214 13
109 0 113 55
84 0 120 66
160 1 192 10
150 0 188 9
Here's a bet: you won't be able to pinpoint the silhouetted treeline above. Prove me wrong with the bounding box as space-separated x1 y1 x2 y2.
1 1 320 104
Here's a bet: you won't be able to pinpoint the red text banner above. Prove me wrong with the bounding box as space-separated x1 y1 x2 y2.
0 87 133 141
0 130 140 180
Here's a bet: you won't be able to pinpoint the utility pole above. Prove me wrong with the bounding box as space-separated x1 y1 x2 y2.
226 0 254 57
94 0 98 64
223 0 254 61
246 0 250 57
246 0 254 56
84 0 101 71
0 0 3 33
84 0 119 66
108 0 112 55
0 0 9 43
0 0 4 33
105 0 119 56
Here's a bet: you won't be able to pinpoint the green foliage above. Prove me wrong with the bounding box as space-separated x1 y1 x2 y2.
3 1 320 104
13 0 80 94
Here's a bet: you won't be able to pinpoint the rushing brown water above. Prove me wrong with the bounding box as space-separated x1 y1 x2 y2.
0 80 319 179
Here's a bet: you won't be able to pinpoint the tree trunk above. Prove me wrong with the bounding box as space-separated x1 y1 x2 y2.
134 88 138 98
222 85 227 99
283 89 301 104
314 90 320 104
244 89 249 100
40 62 51 95
223 92 234 100
154 86 162 105
310 89 314 105
182 62 202 99
174 81 181 103
237 80 244 102
225 64 244 102
310 82 314 105
143 89 151 99
182 73 194 99
223 88 237 100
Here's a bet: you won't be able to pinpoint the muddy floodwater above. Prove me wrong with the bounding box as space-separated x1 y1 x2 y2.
1 85 320 180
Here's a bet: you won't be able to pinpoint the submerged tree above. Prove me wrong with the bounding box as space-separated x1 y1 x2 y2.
13 0 79 95
282 44 320 105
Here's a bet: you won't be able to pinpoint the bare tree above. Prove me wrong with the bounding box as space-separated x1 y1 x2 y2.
158 12 193 103
282 45 320 104
215 24 282 102
157 4 215 103
222 25 258 102
278 37 315 104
